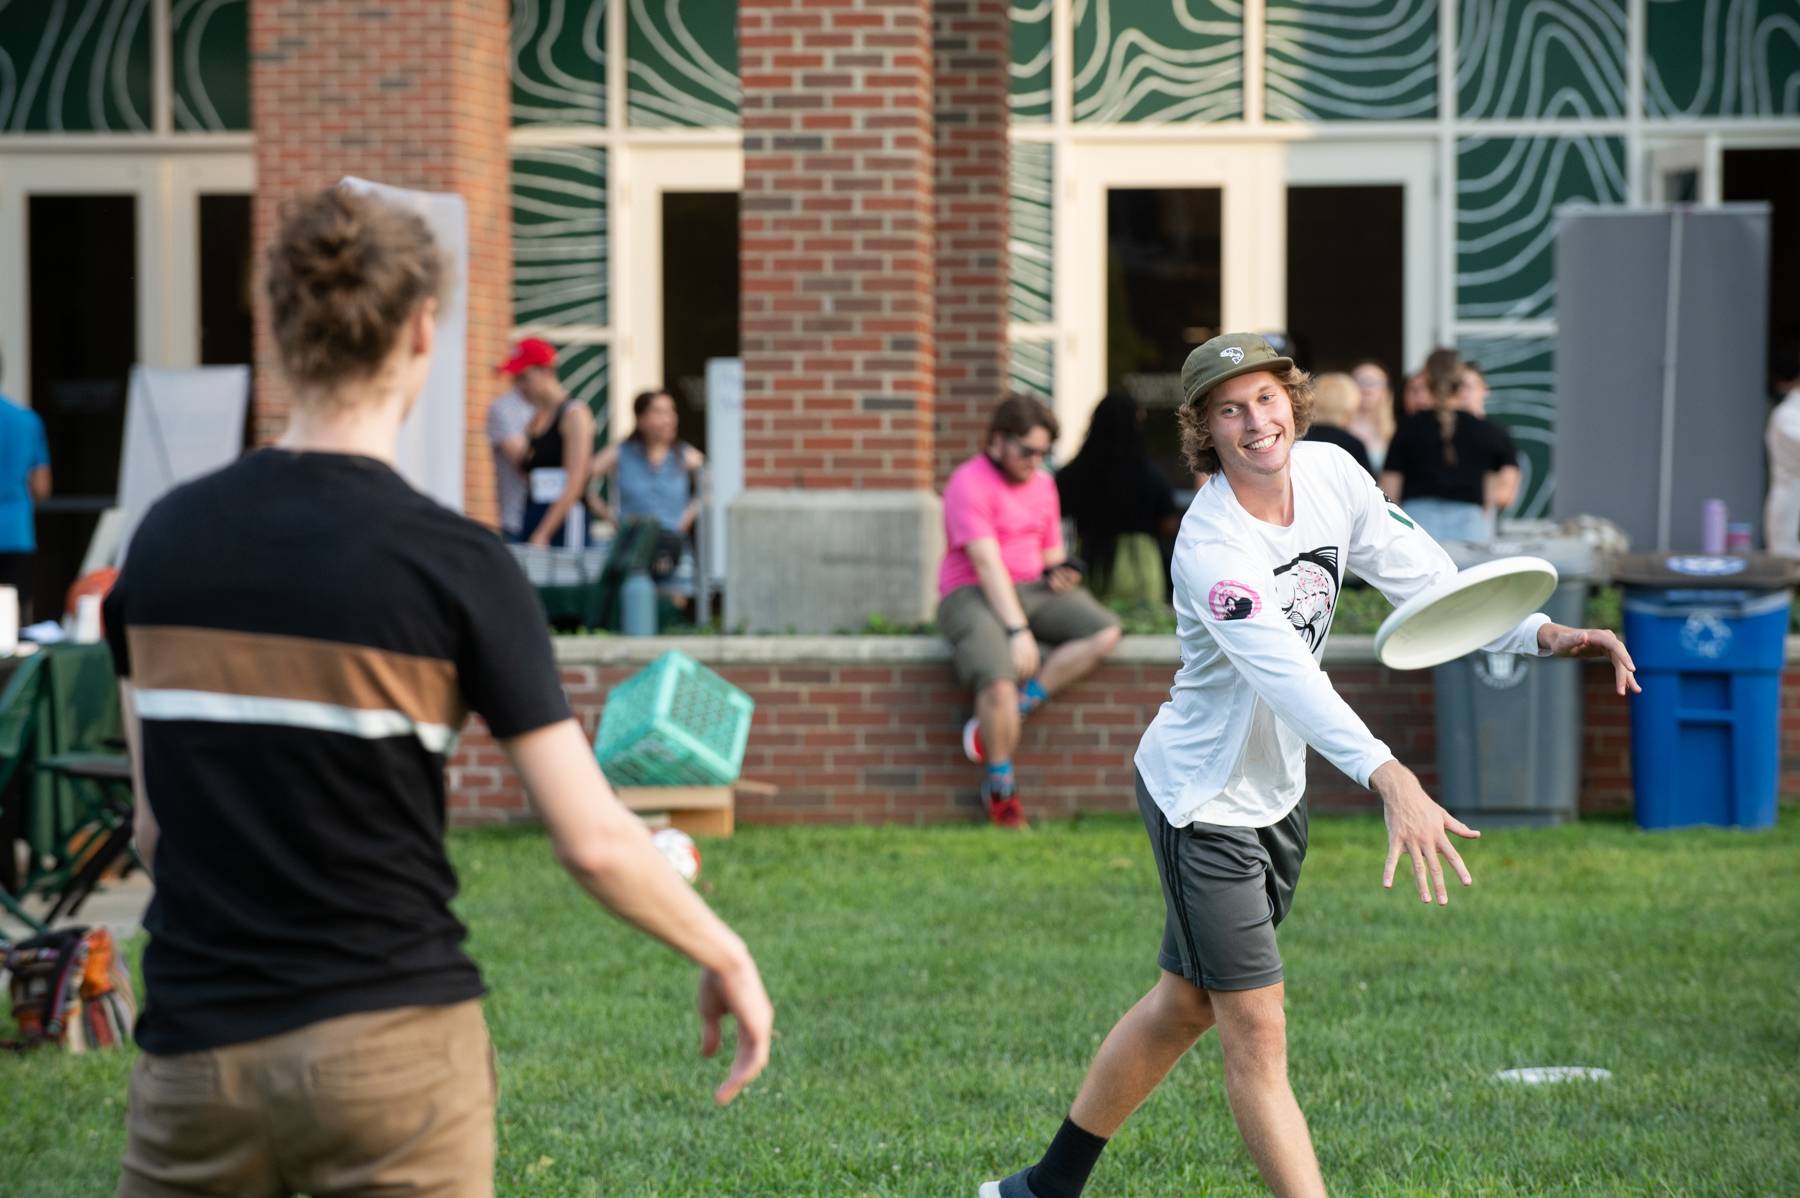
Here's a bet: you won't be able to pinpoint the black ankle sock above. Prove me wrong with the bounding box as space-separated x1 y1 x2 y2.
1026 1117 1109 1198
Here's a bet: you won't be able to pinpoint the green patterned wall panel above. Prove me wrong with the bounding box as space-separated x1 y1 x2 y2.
1458 0 1626 119
627 0 738 128
1010 338 1055 401
513 146 609 327
1073 0 1241 124
512 0 607 127
551 340 612 444
1010 141 1054 325
1456 136 1626 322
0 0 152 132
1011 0 1052 122
173 0 248 131
1647 0 1800 117
1459 336 1554 518
1265 0 1437 121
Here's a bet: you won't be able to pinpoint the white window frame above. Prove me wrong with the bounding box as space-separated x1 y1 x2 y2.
0 151 253 410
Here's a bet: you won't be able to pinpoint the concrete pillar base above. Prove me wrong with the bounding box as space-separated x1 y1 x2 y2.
727 490 945 633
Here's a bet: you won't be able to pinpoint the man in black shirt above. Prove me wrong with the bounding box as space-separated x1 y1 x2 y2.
107 187 771 1198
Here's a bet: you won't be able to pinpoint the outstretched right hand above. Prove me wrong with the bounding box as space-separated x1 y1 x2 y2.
697 952 773 1105
1370 760 1480 906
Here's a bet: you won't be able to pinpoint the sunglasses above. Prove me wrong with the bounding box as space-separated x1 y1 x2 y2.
1009 437 1050 460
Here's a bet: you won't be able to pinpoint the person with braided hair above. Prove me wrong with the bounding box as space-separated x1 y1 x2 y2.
1379 348 1519 543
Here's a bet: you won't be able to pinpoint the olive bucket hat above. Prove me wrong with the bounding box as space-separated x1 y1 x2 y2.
1180 333 1294 408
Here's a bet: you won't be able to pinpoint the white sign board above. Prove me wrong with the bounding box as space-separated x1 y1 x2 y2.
117 365 250 558
340 176 469 512
704 356 744 583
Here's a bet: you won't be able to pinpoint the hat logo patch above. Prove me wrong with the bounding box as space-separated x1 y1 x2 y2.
1220 347 1244 365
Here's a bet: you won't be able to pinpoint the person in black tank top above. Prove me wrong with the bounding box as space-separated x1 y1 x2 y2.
519 374 593 547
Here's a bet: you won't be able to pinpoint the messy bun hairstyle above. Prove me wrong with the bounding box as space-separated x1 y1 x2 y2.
265 186 445 394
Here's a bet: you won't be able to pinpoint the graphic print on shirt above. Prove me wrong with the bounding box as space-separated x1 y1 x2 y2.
1273 547 1339 652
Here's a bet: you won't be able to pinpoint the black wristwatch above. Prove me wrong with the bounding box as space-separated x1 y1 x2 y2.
1006 624 1029 638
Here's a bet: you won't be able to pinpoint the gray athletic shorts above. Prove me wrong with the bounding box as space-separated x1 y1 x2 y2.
1136 770 1309 992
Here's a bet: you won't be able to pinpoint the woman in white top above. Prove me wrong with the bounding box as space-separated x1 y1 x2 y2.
1764 330 1800 558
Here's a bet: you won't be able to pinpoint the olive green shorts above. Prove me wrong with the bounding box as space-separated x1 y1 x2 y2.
937 581 1120 692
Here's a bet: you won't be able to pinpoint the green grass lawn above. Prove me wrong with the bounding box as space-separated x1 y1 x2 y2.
5 808 1799 1197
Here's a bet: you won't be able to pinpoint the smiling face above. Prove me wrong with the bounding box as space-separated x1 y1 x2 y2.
1204 370 1295 481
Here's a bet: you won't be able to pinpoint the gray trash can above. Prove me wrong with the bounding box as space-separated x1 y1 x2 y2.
1431 537 1597 827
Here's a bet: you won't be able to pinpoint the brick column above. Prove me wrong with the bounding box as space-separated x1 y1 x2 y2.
732 0 947 632
249 0 511 526
931 0 1010 490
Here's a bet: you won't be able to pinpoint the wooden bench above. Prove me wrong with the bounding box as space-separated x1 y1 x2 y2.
613 780 774 838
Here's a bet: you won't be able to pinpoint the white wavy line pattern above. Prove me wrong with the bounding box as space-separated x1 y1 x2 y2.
172 0 247 132
1011 0 1052 121
1455 135 1626 322
1009 339 1055 401
1458 336 1555 518
0 0 148 131
627 0 738 129
552 342 612 445
512 0 607 127
1647 0 1800 116
1457 0 1627 120
513 146 609 327
1073 0 1243 124
1265 0 1437 121
1010 142 1054 325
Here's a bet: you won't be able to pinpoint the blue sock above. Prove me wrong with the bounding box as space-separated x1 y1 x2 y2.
984 761 1015 797
1019 678 1049 717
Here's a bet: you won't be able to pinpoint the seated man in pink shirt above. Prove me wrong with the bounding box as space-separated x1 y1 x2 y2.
940 395 1124 827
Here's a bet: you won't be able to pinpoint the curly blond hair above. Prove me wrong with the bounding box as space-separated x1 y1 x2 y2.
1177 365 1316 475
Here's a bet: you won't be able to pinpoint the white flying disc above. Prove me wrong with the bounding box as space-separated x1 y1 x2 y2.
1493 1066 1612 1085
1373 556 1558 671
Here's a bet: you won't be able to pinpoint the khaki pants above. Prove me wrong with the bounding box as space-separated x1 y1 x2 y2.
119 1001 496 1197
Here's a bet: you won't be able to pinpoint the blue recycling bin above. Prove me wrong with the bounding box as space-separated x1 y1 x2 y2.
1618 555 1794 830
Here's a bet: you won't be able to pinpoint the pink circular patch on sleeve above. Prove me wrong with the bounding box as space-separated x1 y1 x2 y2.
1208 580 1262 622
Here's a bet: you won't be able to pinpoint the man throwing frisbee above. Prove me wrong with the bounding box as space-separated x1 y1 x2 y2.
980 334 1636 1198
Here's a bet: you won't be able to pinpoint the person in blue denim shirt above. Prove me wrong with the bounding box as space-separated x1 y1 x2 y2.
0 349 52 623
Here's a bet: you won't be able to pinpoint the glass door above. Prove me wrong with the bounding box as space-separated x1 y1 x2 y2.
1059 141 1284 462
0 152 252 613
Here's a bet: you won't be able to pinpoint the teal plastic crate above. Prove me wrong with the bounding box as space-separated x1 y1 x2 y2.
594 651 755 787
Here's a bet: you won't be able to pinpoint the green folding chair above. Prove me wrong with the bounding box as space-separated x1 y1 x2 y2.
0 655 48 934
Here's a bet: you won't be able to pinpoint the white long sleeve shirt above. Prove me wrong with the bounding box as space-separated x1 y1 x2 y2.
1134 442 1550 829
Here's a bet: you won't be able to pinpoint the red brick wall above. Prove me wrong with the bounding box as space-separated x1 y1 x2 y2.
446 653 1783 826
739 0 936 491
930 0 1010 489
249 0 512 527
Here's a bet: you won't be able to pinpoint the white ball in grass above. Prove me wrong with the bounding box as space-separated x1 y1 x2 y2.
651 827 702 884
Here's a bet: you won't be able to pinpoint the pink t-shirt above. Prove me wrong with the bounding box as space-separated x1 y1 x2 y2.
938 453 1063 597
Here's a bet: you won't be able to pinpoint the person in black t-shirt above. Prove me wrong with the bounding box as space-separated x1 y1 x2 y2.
106 187 771 1198
1301 371 1376 478
1379 352 1518 543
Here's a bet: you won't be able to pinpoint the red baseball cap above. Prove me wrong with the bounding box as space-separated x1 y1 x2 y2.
498 337 556 375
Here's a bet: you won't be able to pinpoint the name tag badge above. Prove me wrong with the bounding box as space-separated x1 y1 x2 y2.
529 467 568 504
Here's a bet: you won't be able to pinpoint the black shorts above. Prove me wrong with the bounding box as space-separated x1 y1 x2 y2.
1136 769 1309 992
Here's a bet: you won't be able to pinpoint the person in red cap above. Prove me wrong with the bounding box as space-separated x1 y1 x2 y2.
498 338 594 548
486 339 554 541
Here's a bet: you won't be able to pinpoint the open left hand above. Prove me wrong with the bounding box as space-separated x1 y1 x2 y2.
1537 623 1640 696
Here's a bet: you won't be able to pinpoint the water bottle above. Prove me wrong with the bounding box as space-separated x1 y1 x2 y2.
620 570 658 636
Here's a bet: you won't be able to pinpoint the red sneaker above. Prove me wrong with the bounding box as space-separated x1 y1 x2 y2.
962 716 986 764
987 792 1027 829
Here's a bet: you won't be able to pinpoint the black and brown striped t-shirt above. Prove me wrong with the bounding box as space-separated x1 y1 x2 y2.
103 449 571 1054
